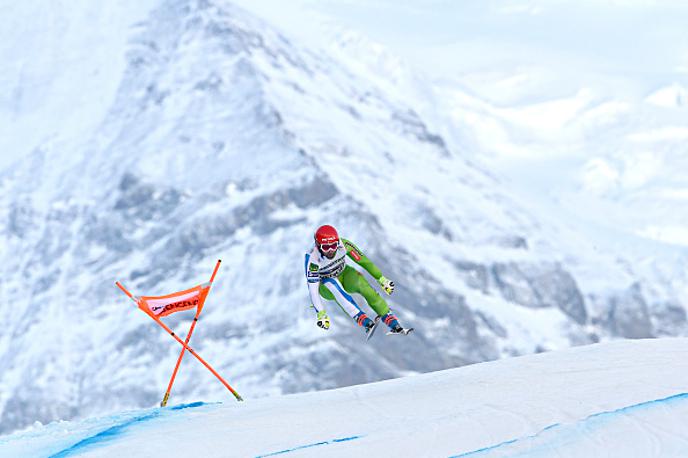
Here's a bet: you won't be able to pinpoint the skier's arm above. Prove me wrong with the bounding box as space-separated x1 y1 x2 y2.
343 238 395 295
308 281 325 313
342 238 383 280
305 254 325 313
305 256 330 329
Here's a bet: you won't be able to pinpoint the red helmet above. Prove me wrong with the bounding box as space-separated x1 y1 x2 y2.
315 225 339 252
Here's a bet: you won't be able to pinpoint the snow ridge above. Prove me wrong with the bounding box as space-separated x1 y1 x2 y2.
452 392 688 457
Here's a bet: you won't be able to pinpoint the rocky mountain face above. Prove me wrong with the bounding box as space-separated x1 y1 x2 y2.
1 0 686 434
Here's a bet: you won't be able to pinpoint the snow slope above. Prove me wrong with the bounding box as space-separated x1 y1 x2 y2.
2 338 687 457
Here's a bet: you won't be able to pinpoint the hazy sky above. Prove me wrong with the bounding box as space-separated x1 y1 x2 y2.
235 0 688 83
2 0 686 172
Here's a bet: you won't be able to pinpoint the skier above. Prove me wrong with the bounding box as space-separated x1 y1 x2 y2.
304 224 412 338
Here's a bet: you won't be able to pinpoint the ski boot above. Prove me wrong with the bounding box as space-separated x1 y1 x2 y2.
355 312 380 341
381 312 414 335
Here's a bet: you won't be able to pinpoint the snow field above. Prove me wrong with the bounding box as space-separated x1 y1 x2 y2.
1 338 686 457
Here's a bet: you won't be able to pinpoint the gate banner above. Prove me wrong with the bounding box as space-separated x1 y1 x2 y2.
139 284 210 318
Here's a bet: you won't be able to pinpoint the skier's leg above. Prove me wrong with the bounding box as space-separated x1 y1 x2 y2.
321 278 375 329
340 266 389 315
340 266 403 331
318 284 347 323
318 283 335 301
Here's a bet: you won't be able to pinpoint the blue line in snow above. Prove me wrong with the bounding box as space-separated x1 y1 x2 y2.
49 402 210 458
170 401 207 411
255 435 364 457
449 391 688 457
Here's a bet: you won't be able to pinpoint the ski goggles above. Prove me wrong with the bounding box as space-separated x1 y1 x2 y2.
319 242 338 252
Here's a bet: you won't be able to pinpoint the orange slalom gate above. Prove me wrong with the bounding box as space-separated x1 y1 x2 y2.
160 259 221 406
116 260 243 403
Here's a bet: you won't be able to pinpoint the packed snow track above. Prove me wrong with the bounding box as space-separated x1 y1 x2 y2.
1 338 687 457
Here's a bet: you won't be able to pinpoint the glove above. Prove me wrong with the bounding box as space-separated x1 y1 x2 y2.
316 310 330 330
378 276 395 295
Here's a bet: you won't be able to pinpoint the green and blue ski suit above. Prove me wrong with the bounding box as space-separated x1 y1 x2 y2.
304 238 391 325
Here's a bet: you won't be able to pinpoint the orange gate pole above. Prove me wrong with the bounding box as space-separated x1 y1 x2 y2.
115 275 243 402
160 260 222 407
150 315 243 402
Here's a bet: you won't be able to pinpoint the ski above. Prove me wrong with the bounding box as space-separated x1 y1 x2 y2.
365 316 381 342
386 327 414 336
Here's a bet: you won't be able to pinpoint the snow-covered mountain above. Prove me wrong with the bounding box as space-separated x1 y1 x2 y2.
2 339 688 457
1 0 687 436
440 76 688 246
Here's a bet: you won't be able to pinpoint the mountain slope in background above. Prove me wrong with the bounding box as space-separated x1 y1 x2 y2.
2 339 687 457
1 0 687 435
